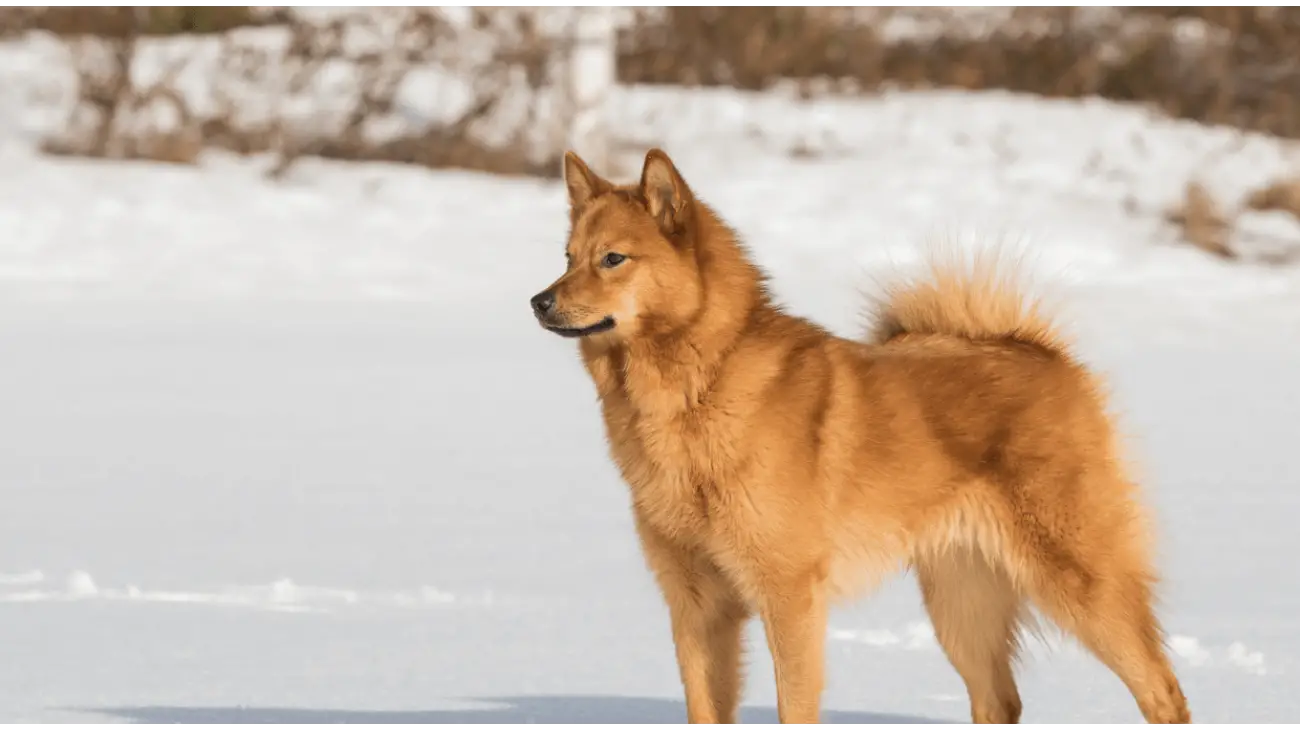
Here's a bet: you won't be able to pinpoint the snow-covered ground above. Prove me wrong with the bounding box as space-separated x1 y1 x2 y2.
2 37 1300 723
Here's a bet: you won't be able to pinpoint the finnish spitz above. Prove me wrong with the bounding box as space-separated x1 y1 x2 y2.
531 149 1189 724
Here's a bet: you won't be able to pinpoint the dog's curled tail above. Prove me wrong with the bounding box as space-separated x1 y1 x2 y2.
864 250 1072 357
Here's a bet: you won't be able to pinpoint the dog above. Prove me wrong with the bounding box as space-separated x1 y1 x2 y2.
530 148 1190 724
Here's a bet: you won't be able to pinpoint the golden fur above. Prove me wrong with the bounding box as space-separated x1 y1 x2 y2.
530 149 1190 724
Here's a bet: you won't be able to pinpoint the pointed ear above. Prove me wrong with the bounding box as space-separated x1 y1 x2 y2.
563 151 610 219
639 148 693 238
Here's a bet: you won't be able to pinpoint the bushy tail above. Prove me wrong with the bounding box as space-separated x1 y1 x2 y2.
863 248 1072 357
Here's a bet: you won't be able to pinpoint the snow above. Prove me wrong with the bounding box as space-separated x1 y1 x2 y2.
1 34 1299 723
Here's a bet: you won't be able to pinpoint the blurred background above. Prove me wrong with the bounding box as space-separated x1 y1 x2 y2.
0 6 1296 724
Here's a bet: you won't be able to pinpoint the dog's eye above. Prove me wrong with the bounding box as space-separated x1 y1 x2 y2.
602 253 627 268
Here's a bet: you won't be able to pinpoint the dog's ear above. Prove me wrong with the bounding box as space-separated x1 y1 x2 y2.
639 148 693 238
563 151 610 220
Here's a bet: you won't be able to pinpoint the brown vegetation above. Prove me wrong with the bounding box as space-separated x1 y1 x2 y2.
620 8 1300 140
1166 182 1235 259
0 7 279 38
1166 178 1300 264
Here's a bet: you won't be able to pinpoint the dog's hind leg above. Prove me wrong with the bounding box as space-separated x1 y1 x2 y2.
1030 559 1190 723
1014 475 1191 724
916 546 1025 724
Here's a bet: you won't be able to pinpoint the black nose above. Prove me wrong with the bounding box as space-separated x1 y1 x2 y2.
531 290 555 315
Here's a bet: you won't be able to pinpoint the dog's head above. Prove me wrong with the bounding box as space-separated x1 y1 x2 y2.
531 148 704 344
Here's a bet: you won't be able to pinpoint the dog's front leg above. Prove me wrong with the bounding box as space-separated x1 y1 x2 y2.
666 583 749 725
759 570 828 724
635 516 749 723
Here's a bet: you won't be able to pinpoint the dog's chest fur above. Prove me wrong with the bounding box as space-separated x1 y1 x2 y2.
584 346 750 545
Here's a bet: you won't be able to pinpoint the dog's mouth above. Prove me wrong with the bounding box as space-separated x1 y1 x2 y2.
542 316 616 338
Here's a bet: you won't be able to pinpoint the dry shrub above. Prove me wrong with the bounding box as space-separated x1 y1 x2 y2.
1246 177 1300 218
1241 176 1300 265
1166 181 1235 259
619 7 1300 140
34 8 574 177
0 7 278 38
618 8 884 90
1165 178 1300 264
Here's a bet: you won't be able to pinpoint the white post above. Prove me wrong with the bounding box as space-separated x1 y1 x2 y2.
441 0 473 29
567 7 615 172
